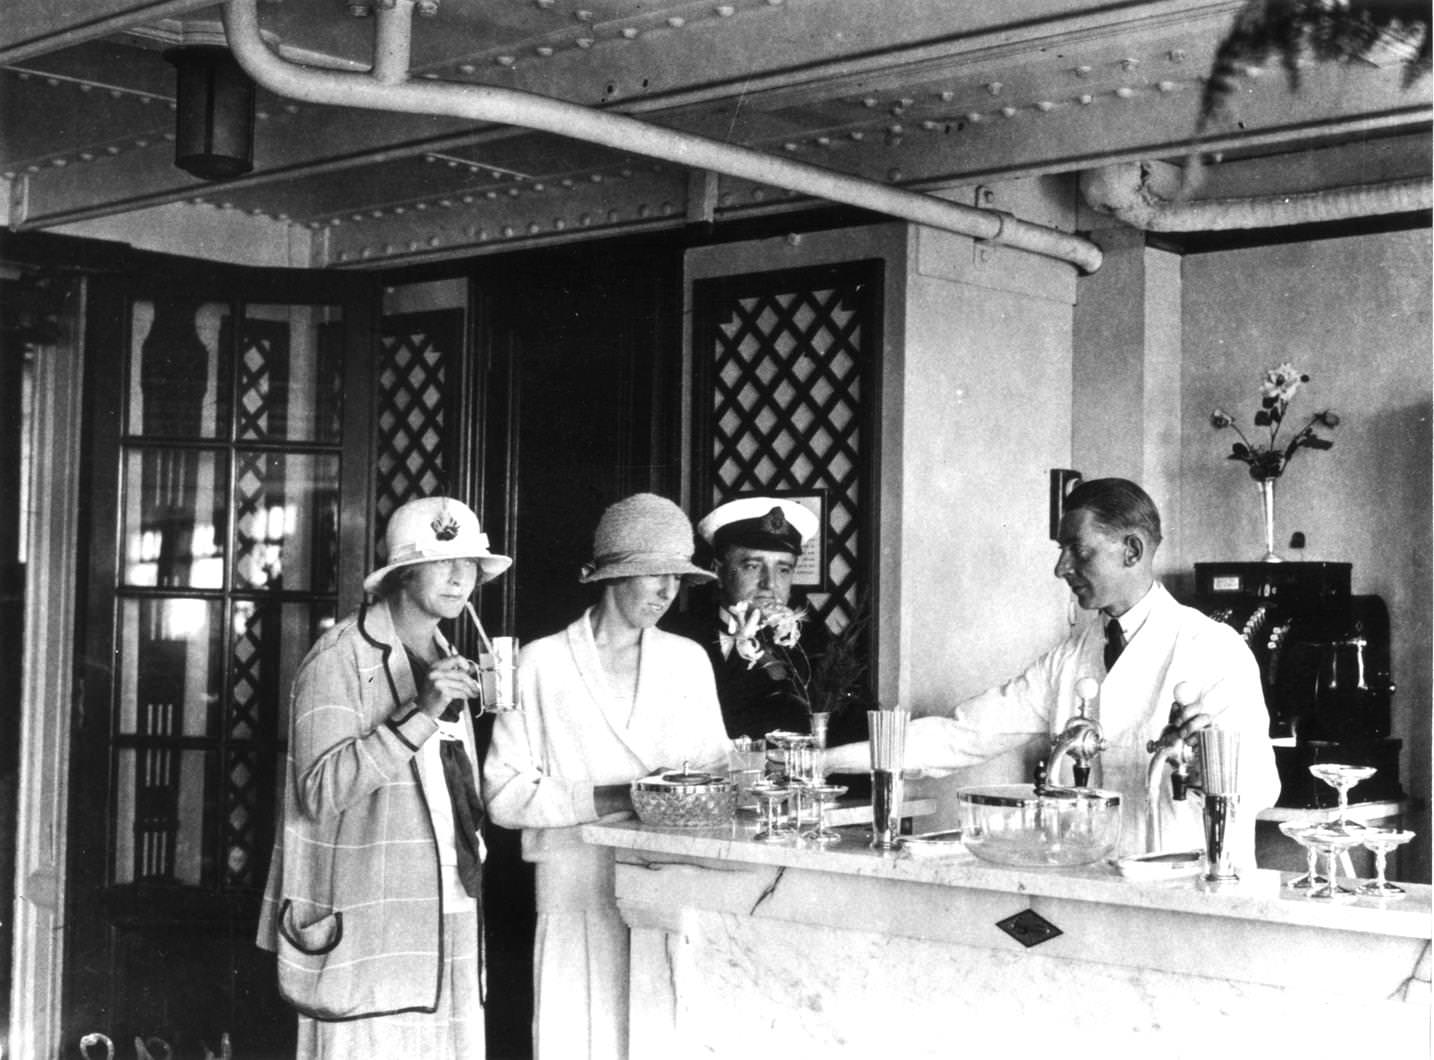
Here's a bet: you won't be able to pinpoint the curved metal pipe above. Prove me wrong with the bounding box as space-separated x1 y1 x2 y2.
1081 160 1432 232
221 0 1102 273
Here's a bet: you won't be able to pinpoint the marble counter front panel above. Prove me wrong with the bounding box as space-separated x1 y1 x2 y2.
582 817 1432 1059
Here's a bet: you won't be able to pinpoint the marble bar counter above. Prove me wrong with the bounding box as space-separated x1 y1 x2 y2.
580 816 1432 1060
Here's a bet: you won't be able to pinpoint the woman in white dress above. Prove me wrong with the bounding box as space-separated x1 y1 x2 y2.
484 493 731 1060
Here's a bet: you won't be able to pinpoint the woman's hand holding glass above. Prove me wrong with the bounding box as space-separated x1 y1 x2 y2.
417 655 482 718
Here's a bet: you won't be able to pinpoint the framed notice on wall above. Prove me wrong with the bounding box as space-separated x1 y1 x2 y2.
772 489 828 590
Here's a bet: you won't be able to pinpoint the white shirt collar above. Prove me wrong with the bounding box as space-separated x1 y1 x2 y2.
1107 582 1158 643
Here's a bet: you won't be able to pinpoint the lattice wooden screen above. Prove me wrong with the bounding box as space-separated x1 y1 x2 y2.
692 261 881 632
373 310 464 549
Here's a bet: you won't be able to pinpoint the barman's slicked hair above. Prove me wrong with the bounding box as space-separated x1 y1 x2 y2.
1064 477 1163 548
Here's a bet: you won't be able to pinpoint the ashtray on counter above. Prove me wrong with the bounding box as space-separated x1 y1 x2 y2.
956 784 1122 867
898 828 970 859
1112 849 1204 881
631 766 735 828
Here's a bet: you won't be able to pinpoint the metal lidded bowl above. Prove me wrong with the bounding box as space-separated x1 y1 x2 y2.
957 783 1122 867
631 764 735 828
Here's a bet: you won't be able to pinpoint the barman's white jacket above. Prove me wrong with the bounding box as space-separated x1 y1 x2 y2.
831 583 1281 862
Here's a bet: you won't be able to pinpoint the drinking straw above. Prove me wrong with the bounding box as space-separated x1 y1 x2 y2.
464 601 496 656
867 709 909 771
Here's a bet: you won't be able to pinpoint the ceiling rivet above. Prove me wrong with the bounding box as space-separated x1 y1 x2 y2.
1158 80 1177 92
459 63 476 75
622 27 640 38
1078 94 1094 105
986 81 1003 96
668 16 685 28
638 203 650 217
1121 58 1140 71
1036 100 1054 112
1169 49 1187 63
717 5 736 15
537 46 554 57
576 37 595 48
497 55 516 66
1115 86 1135 99
1000 106 1016 118
939 90 955 102
887 168 903 182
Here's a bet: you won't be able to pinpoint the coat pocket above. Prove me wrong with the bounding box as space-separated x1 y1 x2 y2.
278 898 344 955
275 899 365 1019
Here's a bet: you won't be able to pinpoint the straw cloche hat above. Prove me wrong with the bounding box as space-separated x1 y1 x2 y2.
363 496 511 594
579 493 716 584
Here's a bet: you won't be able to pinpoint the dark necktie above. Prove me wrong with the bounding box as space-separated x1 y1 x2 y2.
438 736 485 899
1104 618 1125 672
407 651 485 899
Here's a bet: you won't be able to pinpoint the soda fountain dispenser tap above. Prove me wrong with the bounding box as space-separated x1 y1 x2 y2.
1038 677 1105 791
1144 681 1199 851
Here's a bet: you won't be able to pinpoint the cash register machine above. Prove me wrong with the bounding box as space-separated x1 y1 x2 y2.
1188 561 1404 809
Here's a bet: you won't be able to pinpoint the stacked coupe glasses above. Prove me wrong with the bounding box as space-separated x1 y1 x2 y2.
1279 764 1414 901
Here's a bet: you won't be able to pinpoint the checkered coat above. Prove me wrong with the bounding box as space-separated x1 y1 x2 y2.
256 598 473 1020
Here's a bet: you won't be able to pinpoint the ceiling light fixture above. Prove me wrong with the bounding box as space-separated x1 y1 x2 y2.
165 46 256 180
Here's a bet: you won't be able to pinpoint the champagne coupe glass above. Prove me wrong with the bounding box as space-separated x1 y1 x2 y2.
1308 763 1376 836
751 782 794 842
1357 828 1416 899
1303 823 1365 901
800 783 849 844
1278 820 1325 891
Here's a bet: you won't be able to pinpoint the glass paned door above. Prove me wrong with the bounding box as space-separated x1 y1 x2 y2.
69 276 369 1057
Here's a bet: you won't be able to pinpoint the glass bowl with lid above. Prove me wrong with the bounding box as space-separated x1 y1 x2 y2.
631 764 735 828
957 783 1122 867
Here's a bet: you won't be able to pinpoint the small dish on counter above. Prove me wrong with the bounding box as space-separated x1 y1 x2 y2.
898 828 969 859
1112 849 1204 881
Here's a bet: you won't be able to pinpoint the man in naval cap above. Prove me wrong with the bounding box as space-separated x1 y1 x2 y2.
664 496 828 740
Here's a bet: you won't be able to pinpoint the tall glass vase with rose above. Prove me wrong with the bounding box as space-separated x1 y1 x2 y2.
1210 363 1340 562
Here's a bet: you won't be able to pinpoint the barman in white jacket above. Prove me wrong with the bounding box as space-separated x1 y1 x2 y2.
826 477 1281 862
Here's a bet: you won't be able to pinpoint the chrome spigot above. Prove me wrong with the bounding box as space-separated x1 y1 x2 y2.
1144 681 1200 851
1038 677 1105 791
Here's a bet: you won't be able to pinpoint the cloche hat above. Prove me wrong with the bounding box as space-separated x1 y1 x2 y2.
579 493 716 584
696 496 819 555
363 496 512 595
